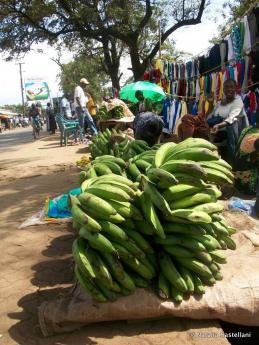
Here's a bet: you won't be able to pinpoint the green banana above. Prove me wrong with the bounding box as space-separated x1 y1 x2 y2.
141 176 172 216
147 168 178 189
163 222 206 235
135 159 152 172
189 234 221 251
139 256 156 277
169 138 217 154
158 272 170 299
162 184 203 202
112 242 135 261
159 252 188 293
93 181 136 199
170 286 184 303
129 272 149 288
89 174 136 189
163 245 193 258
127 162 141 181
86 184 132 202
79 227 117 255
176 257 213 279
83 206 125 223
178 266 194 293
78 192 117 217
200 161 234 180
71 205 101 232
85 248 114 289
154 142 177 168
93 162 113 175
170 191 216 210
112 238 145 259
192 274 205 294
204 167 233 185
97 160 123 175
72 238 96 280
99 220 128 241
134 220 155 235
95 156 126 168
209 250 227 264
211 222 230 236
124 228 154 254
95 281 118 302
209 262 220 274
213 271 223 280
168 147 219 162
170 209 212 223
102 253 136 292
120 256 153 280
140 193 165 239
194 251 213 265
200 275 216 286
155 235 206 252
219 235 236 250
161 160 207 178
193 202 224 214
75 265 107 302
108 200 143 220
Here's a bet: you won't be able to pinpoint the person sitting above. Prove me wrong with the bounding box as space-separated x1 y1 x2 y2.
233 111 259 215
134 90 154 115
134 111 164 146
178 79 249 164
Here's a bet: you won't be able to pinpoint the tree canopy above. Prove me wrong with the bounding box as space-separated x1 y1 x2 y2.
0 0 207 87
58 55 110 102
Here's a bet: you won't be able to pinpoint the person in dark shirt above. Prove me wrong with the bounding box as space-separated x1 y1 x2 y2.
134 111 164 146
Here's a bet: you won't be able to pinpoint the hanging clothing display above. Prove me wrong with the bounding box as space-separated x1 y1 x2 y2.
143 6 259 132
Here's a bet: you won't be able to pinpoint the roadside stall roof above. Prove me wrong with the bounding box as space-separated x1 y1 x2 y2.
0 109 18 118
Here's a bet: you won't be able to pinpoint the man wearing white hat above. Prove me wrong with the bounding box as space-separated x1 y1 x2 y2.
74 78 97 136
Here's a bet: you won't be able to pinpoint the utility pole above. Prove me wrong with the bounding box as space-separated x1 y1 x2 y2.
18 62 25 116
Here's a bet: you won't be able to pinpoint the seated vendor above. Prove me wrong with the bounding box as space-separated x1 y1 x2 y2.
134 90 154 115
134 111 164 146
178 79 249 164
233 111 259 215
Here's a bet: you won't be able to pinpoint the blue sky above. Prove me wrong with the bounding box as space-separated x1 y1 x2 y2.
0 0 227 106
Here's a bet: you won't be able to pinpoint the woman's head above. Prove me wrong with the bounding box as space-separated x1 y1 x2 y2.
223 79 237 101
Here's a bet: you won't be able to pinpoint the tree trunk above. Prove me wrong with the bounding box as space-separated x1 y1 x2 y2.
109 67 121 91
102 38 121 90
129 43 148 81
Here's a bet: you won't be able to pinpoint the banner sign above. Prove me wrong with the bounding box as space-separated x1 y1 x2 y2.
25 79 50 102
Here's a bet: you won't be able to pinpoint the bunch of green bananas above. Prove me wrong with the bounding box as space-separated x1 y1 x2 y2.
79 155 127 185
97 106 109 120
72 138 236 303
89 128 126 159
89 128 159 161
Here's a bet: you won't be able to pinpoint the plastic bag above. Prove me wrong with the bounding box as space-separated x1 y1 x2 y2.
228 197 255 215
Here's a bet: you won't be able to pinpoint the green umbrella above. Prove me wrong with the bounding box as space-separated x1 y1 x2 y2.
119 81 166 103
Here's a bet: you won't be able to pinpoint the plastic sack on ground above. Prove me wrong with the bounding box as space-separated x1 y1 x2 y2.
19 188 80 228
38 211 259 336
228 197 256 216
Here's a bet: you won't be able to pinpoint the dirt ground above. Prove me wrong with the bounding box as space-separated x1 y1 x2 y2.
0 127 253 345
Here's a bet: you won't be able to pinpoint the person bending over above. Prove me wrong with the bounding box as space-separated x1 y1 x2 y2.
134 111 164 146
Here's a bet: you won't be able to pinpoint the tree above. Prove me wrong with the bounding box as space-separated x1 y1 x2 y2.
58 55 110 102
214 0 258 39
0 0 207 84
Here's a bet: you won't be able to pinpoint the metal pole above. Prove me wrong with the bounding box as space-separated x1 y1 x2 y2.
19 62 25 116
159 23 161 59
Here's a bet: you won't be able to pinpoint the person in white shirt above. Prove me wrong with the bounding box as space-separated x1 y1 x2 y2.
60 94 72 119
74 78 97 135
179 79 248 164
